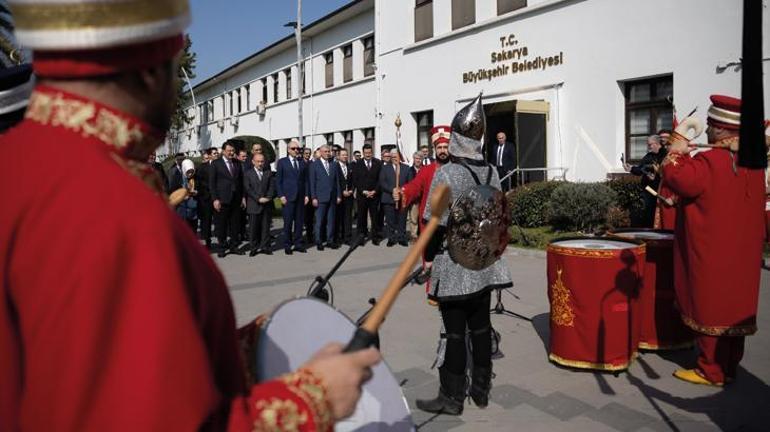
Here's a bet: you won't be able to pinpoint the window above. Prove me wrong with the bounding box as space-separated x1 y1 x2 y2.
497 0 526 15
244 86 250 111
363 36 375 77
624 75 674 161
206 100 214 121
325 52 334 88
414 0 433 42
199 103 207 124
235 90 241 114
343 44 353 83
220 95 225 118
301 63 306 95
285 68 292 99
228 92 234 116
261 78 267 104
362 127 374 150
343 130 353 154
272 73 279 103
325 133 335 146
414 111 434 149
452 0 475 30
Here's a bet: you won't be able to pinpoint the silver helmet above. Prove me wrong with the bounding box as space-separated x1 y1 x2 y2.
448 92 486 161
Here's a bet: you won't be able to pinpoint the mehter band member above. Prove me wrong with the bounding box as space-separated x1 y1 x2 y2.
662 95 764 386
0 1 379 430
417 94 513 415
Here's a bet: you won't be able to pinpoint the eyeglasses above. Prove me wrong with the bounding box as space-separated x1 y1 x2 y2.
289 147 299 150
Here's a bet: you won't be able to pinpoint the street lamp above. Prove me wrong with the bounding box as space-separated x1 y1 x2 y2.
284 0 303 148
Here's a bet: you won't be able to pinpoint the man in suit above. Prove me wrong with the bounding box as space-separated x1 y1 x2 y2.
302 146 315 245
490 131 517 192
244 152 275 256
335 148 355 246
167 152 185 192
309 145 342 251
211 140 245 258
419 145 435 166
276 139 309 255
196 147 217 249
379 150 414 247
148 152 169 193
352 144 382 245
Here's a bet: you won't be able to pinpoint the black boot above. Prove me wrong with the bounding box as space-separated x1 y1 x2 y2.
470 366 492 408
416 368 465 415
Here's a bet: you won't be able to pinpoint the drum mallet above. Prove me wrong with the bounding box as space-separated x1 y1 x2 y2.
344 184 451 352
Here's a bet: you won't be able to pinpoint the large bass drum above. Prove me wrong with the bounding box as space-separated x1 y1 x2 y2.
547 237 645 371
608 229 692 350
255 297 414 431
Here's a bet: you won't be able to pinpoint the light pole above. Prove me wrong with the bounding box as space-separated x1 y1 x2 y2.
285 0 303 148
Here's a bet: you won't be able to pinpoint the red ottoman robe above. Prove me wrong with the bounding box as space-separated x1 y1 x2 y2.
662 149 764 337
402 162 439 233
0 86 332 431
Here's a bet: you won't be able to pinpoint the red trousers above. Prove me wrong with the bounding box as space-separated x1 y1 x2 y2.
696 334 745 383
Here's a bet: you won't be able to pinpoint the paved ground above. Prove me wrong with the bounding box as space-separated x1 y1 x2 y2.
214 236 770 431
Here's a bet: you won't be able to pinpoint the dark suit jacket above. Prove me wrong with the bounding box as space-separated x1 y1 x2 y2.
337 162 354 194
490 141 517 174
243 167 275 214
167 164 183 191
195 161 213 202
352 158 382 196
152 162 169 193
210 157 243 205
275 156 309 202
309 159 341 203
379 162 414 205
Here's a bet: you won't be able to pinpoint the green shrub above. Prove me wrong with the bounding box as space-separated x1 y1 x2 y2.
547 182 617 232
508 226 580 249
507 181 564 228
604 205 631 230
605 176 646 227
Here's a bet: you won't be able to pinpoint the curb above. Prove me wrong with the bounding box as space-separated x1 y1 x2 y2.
505 246 547 258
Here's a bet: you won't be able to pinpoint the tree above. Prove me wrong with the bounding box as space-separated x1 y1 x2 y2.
171 34 197 132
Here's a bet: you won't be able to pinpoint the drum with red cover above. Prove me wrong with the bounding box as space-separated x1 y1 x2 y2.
547 237 645 371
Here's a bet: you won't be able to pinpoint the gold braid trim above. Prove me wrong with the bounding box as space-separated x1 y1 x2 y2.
681 315 757 337
547 244 645 259
638 340 694 351
279 368 334 431
549 352 638 372
253 398 308 432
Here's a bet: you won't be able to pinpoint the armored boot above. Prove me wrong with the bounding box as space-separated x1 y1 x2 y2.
416 368 466 415
470 366 492 408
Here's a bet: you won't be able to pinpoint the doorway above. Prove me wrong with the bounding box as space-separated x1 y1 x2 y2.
483 99 549 186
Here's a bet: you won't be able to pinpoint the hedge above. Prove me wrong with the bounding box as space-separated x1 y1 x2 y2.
507 181 564 228
547 182 618 232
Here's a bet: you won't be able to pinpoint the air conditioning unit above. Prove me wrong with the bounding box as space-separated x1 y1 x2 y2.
217 119 225 129
256 101 266 116
230 116 239 127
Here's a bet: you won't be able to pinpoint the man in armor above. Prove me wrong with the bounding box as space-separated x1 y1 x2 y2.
417 94 513 415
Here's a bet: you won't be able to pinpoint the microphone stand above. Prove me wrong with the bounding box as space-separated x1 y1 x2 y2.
307 234 364 304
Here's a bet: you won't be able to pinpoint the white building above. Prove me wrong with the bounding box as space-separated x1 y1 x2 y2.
167 0 770 182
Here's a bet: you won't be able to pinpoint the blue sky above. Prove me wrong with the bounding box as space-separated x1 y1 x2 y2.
188 0 351 85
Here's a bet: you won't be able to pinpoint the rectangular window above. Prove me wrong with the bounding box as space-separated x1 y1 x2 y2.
452 0 475 30
199 103 207 124
301 63 306 95
624 75 674 161
285 68 292 99
362 127 374 149
497 0 526 15
343 44 353 83
414 0 433 42
343 130 353 154
207 100 214 121
325 52 334 88
220 95 226 118
236 90 241 114
363 36 375 77
261 78 267 104
229 92 234 116
272 73 279 103
325 133 335 146
414 110 434 149
244 86 250 111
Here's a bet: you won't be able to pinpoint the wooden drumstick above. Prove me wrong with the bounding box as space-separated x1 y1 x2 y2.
645 186 674 206
344 184 450 352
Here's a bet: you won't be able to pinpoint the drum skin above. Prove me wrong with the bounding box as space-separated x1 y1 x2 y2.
547 237 645 371
609 229 693 350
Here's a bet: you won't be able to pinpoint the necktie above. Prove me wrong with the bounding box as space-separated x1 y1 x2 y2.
257 169 262 181
498 145 504 167
292 158 298 171
227 159 233 176
366 160 371 170
342 164 347 179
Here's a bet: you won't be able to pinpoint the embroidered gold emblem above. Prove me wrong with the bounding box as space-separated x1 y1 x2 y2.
663 153 681 167
550 268 575 327
280 368 333 431
253 398 308 432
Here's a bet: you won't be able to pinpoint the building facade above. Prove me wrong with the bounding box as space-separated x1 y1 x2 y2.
166 0 769 181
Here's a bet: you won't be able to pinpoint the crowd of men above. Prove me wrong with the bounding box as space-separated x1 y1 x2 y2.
161 139 443 257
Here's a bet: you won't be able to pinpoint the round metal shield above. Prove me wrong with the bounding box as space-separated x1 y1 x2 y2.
447 184 511 270
255 297 414 431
